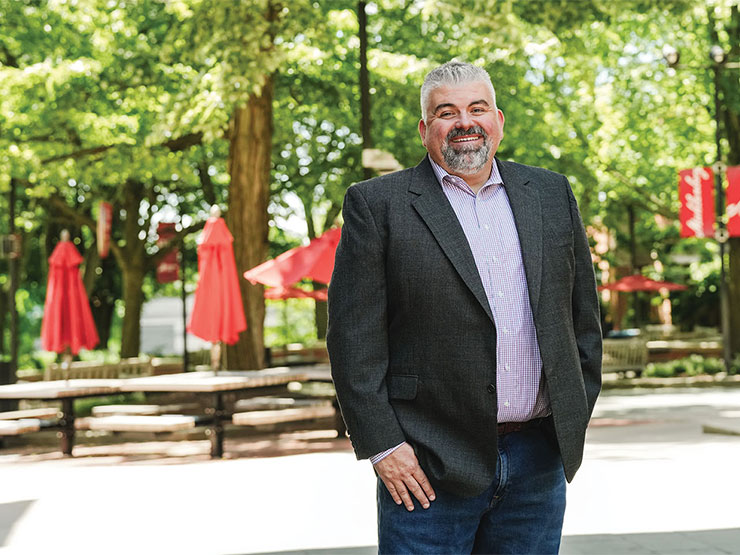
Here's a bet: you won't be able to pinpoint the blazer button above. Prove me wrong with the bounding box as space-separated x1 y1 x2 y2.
487 383 495 394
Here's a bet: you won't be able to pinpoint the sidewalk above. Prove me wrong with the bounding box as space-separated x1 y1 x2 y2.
0 386 738 554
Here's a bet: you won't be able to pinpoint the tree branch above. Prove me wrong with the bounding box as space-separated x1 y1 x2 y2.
40 132 204 164
147 220 207 269
0 42 19 68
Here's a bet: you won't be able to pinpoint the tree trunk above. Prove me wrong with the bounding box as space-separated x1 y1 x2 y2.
225 78 273 370
118 180 147 358
120 263 145 358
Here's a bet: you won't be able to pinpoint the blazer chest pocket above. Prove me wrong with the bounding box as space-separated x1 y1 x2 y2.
387 374 418 401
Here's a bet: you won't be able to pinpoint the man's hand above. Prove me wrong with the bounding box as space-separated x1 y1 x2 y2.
374 443 436 511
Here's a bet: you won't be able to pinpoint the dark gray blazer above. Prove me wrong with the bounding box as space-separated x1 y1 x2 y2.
327 156 602 497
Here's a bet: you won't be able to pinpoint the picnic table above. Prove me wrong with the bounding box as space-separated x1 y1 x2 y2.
0 379 122 454
0 368 309 457
118 369 310 457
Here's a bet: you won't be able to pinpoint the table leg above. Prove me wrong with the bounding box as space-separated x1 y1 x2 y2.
208 392 225 458
59 398 75 456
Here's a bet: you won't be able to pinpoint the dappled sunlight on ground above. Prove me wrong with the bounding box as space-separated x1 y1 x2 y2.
0 428 352 467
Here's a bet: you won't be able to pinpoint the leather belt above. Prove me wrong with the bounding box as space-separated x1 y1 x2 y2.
497 417 548 436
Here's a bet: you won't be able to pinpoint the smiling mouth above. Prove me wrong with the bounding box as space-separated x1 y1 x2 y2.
451 135 481 143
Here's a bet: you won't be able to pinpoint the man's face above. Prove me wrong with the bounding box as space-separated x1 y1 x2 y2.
418 81 504 176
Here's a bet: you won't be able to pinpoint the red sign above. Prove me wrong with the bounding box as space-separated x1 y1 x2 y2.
97 201 113 258
679 167 715 238
727 166 740 237
156 223 179 283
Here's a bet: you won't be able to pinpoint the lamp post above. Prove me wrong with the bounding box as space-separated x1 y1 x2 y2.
664 44 739 368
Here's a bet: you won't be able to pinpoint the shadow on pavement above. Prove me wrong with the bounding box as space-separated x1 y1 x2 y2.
241 528 740 555
0 500 35 547
239 548 375 555
561 527 740 554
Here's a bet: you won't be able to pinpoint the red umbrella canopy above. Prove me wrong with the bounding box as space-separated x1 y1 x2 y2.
244 227 342 287
40 240 99 354
264 286 328 301
188 216 247 345
598 274 688 292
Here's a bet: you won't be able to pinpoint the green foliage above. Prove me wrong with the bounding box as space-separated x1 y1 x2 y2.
3 0 740 362
644 354 727 377
263 299 318 347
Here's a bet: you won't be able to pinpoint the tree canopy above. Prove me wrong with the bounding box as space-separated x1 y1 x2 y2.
2 0 740 369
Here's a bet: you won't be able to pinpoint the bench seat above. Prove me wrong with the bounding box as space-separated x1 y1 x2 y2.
91 404 198 417
76 415 197 433
234 397 331 411
0 419 41 436
0 408 60 420
232 403 335 427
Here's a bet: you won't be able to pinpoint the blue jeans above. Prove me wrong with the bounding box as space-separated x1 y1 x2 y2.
377 427 566 554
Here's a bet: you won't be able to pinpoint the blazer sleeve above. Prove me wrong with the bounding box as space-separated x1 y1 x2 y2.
566 178 603 417
326 184 407 459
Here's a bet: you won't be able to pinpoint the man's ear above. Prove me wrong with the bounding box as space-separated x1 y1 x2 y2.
418 119 427 147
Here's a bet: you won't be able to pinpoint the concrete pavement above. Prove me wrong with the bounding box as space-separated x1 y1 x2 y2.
0 386 738 554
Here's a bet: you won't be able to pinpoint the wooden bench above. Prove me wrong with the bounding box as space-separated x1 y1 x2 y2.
0 419 41 436
234 397 328 411
91 404 199 417
232 402 336 427
76 415 198 433
0 408 60 420
15 357 186 382
602 339 649 376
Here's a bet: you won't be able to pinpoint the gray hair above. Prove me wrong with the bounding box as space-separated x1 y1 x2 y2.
420 61 497 122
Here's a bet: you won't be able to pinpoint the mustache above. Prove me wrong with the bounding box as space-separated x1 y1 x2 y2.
446 126 488 141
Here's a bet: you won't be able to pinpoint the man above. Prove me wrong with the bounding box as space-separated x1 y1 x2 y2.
327 61 602 554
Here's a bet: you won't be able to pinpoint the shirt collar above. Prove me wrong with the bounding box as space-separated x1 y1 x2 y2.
428 156 503 195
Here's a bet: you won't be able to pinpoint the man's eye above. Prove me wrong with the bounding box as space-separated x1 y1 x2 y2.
439 111 455 118
471 107 485 114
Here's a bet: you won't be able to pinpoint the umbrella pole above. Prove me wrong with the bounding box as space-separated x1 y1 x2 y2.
62 348 72 384
210 342 221 375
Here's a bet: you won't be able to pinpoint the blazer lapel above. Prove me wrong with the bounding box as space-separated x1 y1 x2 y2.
497 158 542 315
409 158 494 323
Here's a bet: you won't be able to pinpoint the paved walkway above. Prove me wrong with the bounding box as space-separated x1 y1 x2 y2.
0 386 738 554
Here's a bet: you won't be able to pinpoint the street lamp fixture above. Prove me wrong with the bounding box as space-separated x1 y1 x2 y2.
663 44 736 368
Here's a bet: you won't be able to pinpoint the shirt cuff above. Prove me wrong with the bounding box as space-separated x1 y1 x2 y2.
370 442 406 465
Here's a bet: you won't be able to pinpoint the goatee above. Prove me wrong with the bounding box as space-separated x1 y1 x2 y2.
441 126 491 174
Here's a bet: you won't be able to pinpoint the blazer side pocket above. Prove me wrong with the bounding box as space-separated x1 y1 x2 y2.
387 374 418 400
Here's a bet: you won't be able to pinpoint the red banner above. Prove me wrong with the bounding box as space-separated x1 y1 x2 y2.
727 166 740 237
679 167 715 238
156 223 179 283
97 201 112 258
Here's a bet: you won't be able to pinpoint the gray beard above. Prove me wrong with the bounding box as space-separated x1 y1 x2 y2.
441 127 491 174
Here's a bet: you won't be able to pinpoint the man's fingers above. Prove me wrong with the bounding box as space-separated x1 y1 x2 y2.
382 478 416 512
384 481 404 506
396 484 416 511
375 444 435 511
413 469 436 501
404 478 430 509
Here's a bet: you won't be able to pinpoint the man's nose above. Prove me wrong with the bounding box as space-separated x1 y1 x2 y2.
456 111 474 128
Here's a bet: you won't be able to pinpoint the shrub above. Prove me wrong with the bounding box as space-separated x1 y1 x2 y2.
644 355 727 378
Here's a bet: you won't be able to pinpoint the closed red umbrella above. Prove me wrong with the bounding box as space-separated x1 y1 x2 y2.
264 286 328 301
188 210 247 348
40 234 99 355
244 227 341 287
598 274 688 292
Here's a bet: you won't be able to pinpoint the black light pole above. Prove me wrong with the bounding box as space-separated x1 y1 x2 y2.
664 45 737 368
